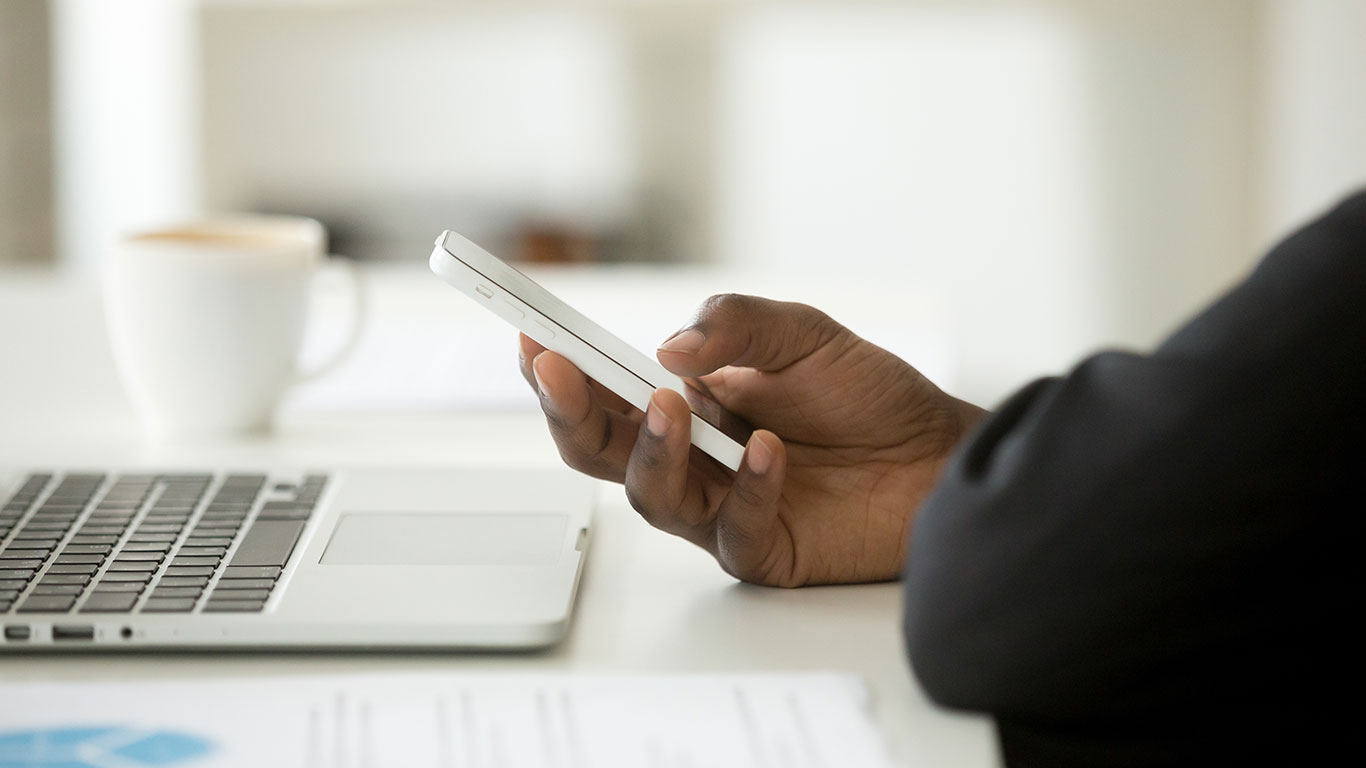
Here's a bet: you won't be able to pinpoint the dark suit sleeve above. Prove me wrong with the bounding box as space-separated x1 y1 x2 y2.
902 191 1366 766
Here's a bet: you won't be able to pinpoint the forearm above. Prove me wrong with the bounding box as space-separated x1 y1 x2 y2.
901 190 1366 760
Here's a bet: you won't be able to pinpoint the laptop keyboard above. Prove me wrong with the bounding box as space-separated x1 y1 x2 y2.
0 472 326 615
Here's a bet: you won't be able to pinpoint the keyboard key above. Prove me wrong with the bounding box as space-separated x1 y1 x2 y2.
92 580 146 592
156 576 211 588
54 554 106 565
32 584 84 596
170 556 220 568
107 561 159 572
176 546 227 557
127 533 177 543
20 522 71 531
192 520 241 529
119 542 172 553
46 564 99 575
141 598 197 613
182 537 232 547
229 520 305 568
213 578 276 590
17 595 77 613
135 524 183 533
0 579 31 591
163 566 215 578
98 571 152 583
202 600 265 613
150 587 202 599
39 574 90 585
0 589 20 601
141 515 190 524
67 535 119 545
0 549 48 559
0 559 43 570
81 592 139 612
7 535 60 545
59 544 113 554
85 515 134 524
222 566 281 580
114 551 165 562
0 569 37 581
209 588 270 602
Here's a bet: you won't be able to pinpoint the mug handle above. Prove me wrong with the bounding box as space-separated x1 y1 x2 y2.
295 257 366 385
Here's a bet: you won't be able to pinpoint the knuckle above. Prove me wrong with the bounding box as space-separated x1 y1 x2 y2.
588 414 615 460
551 411 616 476
541 407 571 434
700 292 753 321
555 444 595 475
727 478 769 510
632 438 668 472
623 484 659 522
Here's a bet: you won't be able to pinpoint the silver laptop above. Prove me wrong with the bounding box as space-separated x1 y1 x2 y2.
0 467 593 649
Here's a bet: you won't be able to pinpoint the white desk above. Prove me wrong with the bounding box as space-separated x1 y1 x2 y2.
0 264 999 767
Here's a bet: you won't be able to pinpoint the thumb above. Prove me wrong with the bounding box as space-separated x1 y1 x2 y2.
656 294 846 378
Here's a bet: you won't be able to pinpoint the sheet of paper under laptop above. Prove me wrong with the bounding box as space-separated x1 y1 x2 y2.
0 672 896 768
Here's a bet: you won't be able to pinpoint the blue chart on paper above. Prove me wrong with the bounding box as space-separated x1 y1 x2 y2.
0 727 214 768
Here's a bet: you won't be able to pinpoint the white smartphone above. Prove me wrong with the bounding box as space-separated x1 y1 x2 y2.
429 230 753 471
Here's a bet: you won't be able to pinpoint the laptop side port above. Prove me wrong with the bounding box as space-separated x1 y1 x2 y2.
3 625 31 641
52 624 95 641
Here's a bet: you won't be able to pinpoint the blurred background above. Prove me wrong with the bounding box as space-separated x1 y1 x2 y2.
2 0 1364 405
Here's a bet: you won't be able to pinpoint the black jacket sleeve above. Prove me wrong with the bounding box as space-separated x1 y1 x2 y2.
903 190 1366 766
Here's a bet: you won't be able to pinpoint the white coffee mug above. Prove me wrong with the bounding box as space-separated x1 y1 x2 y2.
104 216 363 437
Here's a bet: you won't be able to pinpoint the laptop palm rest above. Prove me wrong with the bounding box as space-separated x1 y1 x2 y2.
320 513 568 566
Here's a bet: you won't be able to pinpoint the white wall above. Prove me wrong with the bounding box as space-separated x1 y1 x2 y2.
715 1 1264 402
44 0 1366 401
49 0 202 273
1259 0 1366 245
200 5 633 260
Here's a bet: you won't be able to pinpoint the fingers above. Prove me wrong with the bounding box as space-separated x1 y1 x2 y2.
623 388 710 543
519 333 633 414
656 294 846 377
517 333 547 390
622 391 789 581
530 349 641 483
712 430 787 582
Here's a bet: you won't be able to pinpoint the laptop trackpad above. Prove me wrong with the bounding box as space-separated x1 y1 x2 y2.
320 513 567 566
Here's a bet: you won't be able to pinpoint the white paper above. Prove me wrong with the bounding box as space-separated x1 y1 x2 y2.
0 673 896 768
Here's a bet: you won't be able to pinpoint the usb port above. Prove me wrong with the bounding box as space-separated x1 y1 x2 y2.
3 625 30 641
52 624 95 641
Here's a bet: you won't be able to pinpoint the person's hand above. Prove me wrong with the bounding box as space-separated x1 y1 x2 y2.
518 294 986 587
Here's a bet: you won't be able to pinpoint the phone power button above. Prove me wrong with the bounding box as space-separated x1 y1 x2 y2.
475 284 494 299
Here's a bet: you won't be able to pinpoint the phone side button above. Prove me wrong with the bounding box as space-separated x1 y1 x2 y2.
533 319 556 339
502 301 525 320
475 284 494 299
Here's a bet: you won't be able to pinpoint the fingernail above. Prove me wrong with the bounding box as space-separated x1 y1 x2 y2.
532 353 552 402
658 329 705 355
645 391 673 437
746 435 773 475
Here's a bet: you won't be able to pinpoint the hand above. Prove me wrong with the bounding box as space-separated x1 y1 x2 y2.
518 294 986 587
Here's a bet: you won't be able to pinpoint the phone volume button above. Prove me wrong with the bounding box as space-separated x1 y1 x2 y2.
503 301 525 320
533 319 556 339
475 284 494 299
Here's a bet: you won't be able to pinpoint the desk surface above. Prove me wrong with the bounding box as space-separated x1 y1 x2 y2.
0 265 999 767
